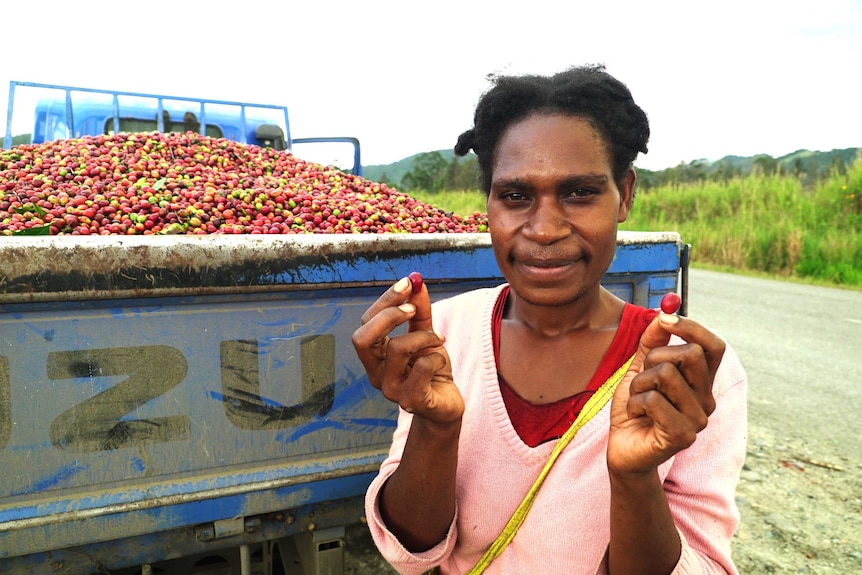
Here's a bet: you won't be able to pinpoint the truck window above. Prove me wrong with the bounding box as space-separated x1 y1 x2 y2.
104 116 223 138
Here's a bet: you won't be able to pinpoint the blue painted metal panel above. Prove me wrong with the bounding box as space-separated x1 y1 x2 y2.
0 231 682 567
4 81 289 149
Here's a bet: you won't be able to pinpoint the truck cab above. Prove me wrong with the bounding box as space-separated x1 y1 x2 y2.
3 81 362 175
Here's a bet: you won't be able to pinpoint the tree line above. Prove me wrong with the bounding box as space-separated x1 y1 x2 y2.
635 149 861 191
386 151 481 192
389 148 861 193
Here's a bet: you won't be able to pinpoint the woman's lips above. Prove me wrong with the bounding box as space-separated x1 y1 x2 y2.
516 258 579 280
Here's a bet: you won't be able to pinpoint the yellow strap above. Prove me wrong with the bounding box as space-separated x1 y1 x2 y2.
464 353 635 575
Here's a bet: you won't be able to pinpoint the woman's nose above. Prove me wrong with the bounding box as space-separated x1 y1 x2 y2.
523 200 570 244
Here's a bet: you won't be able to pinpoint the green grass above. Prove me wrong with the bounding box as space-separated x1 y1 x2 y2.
408 189 487 216
621 157 862 288
407 157 862 289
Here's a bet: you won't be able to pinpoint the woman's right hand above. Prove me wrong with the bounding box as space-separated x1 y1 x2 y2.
351 275 464 425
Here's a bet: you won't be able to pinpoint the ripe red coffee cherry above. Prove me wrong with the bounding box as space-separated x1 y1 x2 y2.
408 271 423 294
661 292 682 314
0 133 492 235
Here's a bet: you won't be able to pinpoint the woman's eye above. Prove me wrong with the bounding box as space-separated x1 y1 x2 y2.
567 188 597 199
501 191 529 202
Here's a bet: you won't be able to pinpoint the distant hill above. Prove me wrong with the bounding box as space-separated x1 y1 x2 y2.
699 147 859 175
363 147 862 189
363 149 459 186
634 147 861 190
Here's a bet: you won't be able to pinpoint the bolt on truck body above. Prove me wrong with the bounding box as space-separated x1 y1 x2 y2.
0 232 687 574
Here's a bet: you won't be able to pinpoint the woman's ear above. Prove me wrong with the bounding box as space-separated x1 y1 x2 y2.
617 167 636 223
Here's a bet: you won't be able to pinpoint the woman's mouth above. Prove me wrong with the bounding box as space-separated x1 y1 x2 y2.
516 258 580 281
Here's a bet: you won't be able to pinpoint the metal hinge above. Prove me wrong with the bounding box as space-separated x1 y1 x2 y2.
195 516 261 542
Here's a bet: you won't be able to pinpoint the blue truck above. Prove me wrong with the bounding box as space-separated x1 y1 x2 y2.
2 81 362 176
0 231 688 574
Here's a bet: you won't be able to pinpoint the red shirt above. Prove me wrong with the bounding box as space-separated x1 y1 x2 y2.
492 286 657 447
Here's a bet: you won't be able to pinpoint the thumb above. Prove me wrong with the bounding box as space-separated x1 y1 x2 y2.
630 312 675 371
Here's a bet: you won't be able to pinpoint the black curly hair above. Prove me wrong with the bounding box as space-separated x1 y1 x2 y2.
454 64 650 193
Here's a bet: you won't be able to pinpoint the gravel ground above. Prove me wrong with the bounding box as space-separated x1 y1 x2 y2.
344 521 398 575
730 417 862 574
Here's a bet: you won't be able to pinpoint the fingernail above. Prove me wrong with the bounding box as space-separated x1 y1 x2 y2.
659 312 680 325
398 303 415 313
434 330 446 342
394 277 410 293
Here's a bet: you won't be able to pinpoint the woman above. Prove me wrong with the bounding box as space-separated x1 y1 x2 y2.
352 65 747 575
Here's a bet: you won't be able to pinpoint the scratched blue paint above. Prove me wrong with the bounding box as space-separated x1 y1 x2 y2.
229 241 677 286
267 356 287 369
121 305 166 316
280 413 398 444
0 454 382 524
280 418 353 443
233 248 502 286
255 307 342 334
349 417 398 428
207 389 284 408
608 242 679 274
331 371 392 409
278 373 399 444
0 472 379 562
28 462 88 493
130 458 146 473
22 322 51 340
253 316 302 327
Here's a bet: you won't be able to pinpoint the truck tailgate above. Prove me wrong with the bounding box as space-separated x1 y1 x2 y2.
0 231 681 563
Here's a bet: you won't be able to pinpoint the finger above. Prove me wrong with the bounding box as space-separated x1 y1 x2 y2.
626 388 703 451
389 350 449 414
640 343 716 415
352 301 417 369
384 330 447 371
355 328 444 394
381 332 447 397
628 363 712 428
406 275 434 334
653 313 726 381
359 276 413 326
353 302 413 347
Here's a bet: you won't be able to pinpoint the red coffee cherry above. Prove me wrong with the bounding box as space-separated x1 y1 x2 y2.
661 292 682 314
408 271 424 294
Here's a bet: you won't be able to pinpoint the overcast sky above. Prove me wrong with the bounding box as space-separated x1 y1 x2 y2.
3 0 861 171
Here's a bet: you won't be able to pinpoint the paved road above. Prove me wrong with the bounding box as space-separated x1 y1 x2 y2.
685 268 862 455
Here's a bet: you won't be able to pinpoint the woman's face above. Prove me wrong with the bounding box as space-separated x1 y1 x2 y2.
487 113 635 308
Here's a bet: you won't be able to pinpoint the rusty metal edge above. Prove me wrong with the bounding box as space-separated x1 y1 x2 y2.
0 231 680 304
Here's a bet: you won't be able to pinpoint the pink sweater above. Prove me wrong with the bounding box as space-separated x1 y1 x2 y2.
365 285 748 575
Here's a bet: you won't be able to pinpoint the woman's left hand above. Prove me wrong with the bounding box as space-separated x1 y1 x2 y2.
607 312 726 476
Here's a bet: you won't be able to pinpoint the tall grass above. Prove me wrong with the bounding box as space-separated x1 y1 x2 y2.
621 157 862 287
407 156 862 288
409 189 487 217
